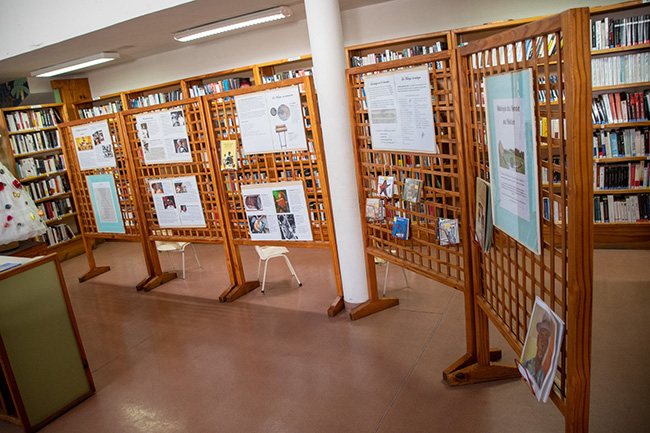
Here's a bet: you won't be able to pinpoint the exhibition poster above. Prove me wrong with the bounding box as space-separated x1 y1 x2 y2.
136 109 192 164
71 120 117 170
149 176 205 228
86 174 125 233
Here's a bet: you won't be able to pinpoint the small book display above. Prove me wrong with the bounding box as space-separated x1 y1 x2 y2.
475 178 493 252
365 198 384 221
392 216 409 240
437 218 459 245
402 178 423 203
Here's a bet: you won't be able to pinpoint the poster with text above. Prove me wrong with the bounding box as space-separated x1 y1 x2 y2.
235 86 308 155
71 120 117 170
136 109 192 164
241 181 313 241
150 176 205 228
86 174 124 233
364 66 438 153
485 69 540 254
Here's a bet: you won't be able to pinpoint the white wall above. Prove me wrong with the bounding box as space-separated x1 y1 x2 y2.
0 0 193 61
83 0 607 96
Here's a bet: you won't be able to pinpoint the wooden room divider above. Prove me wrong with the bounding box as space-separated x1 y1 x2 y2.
345 51 473 322
453 9 593 432
118 98 237 294
59 113 174 290
202 76 345 314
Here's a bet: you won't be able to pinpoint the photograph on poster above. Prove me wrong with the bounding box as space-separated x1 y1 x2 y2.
86 174 125 233
136 110 192 164
71 120 117 171
235 86 308 155
241 181 313 241
149 176 206 228
364 65 438 154
485 69 541 254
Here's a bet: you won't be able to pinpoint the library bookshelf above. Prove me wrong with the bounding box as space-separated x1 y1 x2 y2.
590 0 650 248
0 103 84 260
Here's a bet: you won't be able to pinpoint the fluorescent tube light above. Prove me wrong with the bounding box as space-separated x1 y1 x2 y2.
174 6 292 42
31 52 120 77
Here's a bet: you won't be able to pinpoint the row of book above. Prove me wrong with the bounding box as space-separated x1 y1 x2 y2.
37 197 74 222
594 194 649 223
38 223 76 247
592 90 649 124
350 41 447 67
594 161 649 190
187 77 252 98
262 69 312 91
15 155 66 180
591 13 650 51
77 101 123 119
8 129 60 155
593 127 649 158
24 175 68 201
4 108 60 132
591 52 650 87
537 75 563 103
128 90 183 109
472 34 560 69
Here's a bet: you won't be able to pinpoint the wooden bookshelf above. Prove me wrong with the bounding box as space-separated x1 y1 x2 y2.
253 55 313 87
451 16 544 47
0 103 84 260
182 65 256 98
590 0 650 248
345 31 451 68
73 92 126 120
124 80 183 109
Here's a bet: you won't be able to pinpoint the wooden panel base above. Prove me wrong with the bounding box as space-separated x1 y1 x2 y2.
443 349 519 386
327 296 345 317
594 223 650 249
142 272 177 292
349 297 399 320
0 413 20 425
78 266 111 282
220 281 260 302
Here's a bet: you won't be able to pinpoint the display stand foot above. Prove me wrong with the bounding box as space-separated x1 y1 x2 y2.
443 353 519 387
349 297 399 320
220 281 260 302
142 272 177 292
443 348 504 380
327 296 345 317
78 266 111 282
218 284 237 302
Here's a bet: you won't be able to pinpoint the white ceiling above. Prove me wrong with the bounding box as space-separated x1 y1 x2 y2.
0 0 388 82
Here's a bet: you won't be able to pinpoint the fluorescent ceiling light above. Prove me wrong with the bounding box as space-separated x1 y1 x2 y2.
31 52 119 77
174 6 292 42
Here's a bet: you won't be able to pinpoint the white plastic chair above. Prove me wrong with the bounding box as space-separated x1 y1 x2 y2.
155 241 201 279
374 257 410 297
255 246 302 294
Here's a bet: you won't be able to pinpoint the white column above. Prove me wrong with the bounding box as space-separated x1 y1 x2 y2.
304 0 369 304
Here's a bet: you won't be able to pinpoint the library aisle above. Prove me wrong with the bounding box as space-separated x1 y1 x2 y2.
1 242 648 432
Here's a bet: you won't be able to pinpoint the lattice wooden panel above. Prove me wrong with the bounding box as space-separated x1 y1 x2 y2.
119 99 225 243
59 114 140 238
203 76 334 246
347 52 467 290
458 12 592 405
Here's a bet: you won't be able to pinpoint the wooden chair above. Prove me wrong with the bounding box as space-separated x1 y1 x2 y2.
155 241 201 279
255 246 302 294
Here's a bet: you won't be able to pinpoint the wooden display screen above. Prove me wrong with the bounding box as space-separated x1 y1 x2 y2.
346 49 469 319
455 9 593 432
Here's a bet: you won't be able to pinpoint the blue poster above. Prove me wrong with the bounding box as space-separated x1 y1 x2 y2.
86 174 125 233
485 69 540 254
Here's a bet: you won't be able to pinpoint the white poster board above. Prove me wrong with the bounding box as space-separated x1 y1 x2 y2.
235 86 308 155
71 120 117 170
364 66 438 153
136 109 192 164
241 181 313 241
149 176 205 228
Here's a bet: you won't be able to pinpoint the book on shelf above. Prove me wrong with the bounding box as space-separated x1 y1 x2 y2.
593 127 649 158
592 90 649 124
517 297 564 403
8 129 60 155
594 193 650 223
350 41 448 67
3 107 61 132
392 216 409 240
593 161 649 190
15 154 65 179
437 217 459 246
591 53 650 87
401 178 423 203
591 13 650 51
542 197 564 224
365 198 385 221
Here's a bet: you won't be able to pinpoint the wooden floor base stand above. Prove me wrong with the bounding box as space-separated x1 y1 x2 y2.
220 281 260 303
327 296 345 317
443 348 518 386
443 348 504 382
142 272 177 292
78 266 111 282
349 297 399 320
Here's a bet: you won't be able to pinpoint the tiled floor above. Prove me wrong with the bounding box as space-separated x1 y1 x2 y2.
1 242 648 432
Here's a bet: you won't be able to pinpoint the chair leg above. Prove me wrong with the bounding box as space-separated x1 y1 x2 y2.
282 255 301 286
257 257 262 280
261 259 270 294
165 251 175 270
402 267 410 288
382 262 390 297
181 250 186 279
190 243 201 268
